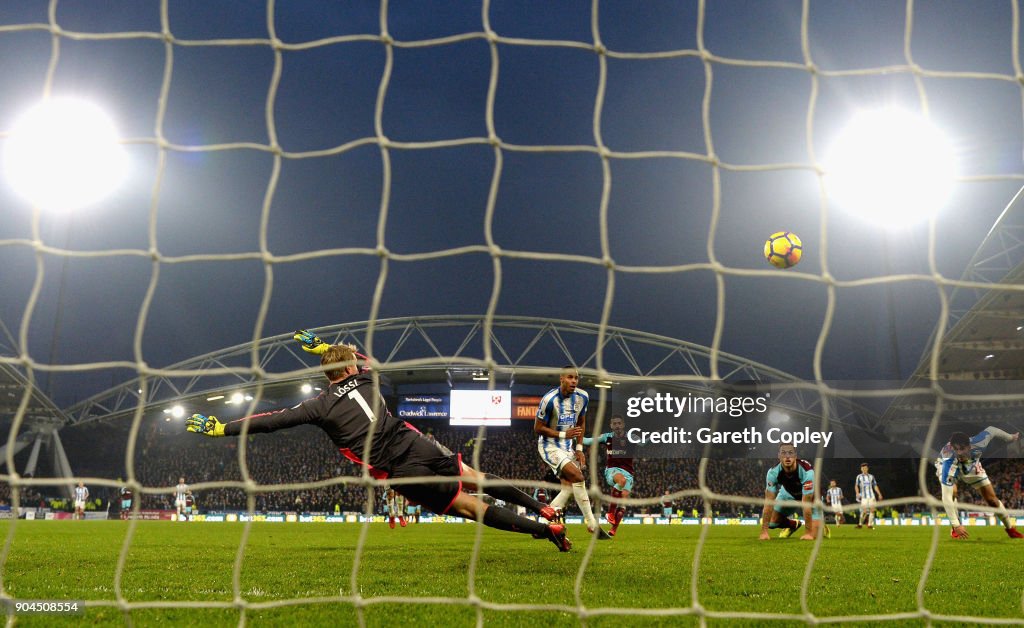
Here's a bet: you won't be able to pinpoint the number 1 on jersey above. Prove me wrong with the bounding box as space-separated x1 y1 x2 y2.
348 390 377 422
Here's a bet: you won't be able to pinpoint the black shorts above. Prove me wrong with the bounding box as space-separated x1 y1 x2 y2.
388 434 463 515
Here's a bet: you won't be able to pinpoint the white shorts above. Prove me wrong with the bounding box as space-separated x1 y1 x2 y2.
538 441 577 476
859 498 876 509
175 498 186 509
74 500 85 510
829 504 842 514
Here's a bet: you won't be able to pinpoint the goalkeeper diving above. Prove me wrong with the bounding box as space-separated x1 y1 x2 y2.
186 329 571 551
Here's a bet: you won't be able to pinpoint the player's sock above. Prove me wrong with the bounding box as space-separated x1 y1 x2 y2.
482 474 547 514
389 516 395 529
611 507 625 533
482 505 548 536
993 500 1015 530
549 488 572 511
609 488 623 525
767 518 796 530
571 482 597 529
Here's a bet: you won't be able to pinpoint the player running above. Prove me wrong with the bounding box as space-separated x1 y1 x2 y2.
854 463 882 529
826 479 844 526
758 443 829 541
187 331 570 551
935 426 1023 540
535 365 611 540
73 481 89 520
582 414 634 536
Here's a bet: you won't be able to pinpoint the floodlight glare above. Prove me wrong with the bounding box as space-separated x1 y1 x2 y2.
3 97 128 212
824 108 956 228
301 383 313 394
170 405 185 419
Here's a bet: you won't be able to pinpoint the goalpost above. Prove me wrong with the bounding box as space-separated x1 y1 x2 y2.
1 0 1024 624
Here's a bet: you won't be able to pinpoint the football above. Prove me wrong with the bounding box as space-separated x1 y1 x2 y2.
764 231 803 269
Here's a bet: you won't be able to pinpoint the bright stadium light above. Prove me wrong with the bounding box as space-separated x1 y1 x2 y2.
301 383 313 394
824 108 956 228
170 405 185 419
2 97 128 212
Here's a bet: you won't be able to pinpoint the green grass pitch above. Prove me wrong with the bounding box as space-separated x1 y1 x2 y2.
0 521 1021 626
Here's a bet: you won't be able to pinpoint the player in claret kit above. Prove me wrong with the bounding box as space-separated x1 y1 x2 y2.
118 484 133 521
186 330 571 551
583 414 634 536
759 443 829 541
935 426 1024 540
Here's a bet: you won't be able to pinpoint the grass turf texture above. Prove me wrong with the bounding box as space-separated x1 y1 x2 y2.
0 521 1020 626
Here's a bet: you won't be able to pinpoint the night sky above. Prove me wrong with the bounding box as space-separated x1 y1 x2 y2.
1 1 1022 408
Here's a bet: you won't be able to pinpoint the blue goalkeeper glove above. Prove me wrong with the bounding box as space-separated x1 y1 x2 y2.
294 329 329 355
186 414 225 437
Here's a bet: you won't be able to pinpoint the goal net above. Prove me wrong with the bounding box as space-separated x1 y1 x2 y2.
1 0 1023 625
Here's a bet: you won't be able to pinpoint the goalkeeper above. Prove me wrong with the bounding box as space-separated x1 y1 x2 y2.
935 426 1023 540
186 330 571 552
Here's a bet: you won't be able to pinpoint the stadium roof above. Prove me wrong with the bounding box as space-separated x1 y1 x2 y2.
0 319 70 460
60 315 883 437
884 185 1024 432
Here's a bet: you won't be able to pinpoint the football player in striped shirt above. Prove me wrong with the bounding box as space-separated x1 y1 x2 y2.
826 479 844 526
535 366 610 540
854 463 881 529
758 444 828 540
73 481 89 520
175 477 189 521
935 426 1023 540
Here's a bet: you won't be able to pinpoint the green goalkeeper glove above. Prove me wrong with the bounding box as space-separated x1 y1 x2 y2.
186 414 225 437
294 329 329 355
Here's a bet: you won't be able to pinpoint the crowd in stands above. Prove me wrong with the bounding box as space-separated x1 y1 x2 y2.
6 419 1024 518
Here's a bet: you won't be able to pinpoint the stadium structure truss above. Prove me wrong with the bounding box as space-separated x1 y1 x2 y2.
60 316 882 437
887 184 1024 428
0 319 74 485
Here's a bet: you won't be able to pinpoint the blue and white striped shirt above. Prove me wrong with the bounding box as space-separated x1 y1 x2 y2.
855 473 877 500
935 426 1016 486
536 387 589 451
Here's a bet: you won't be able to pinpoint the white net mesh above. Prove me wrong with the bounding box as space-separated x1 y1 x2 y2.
1 0 1024 624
